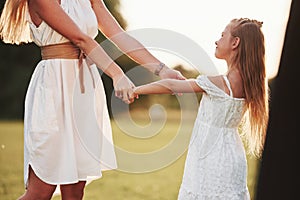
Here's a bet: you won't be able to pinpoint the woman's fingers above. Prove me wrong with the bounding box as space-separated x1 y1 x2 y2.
122 89 129 103
159 68 186 80
123 87 137 104
113 74 138 104
115 90 122 99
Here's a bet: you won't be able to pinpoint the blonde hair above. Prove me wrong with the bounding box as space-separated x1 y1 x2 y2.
0 0 32 44
230 18 269 157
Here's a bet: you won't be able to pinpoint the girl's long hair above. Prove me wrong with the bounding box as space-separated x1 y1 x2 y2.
0 0 32 44
231 18 269 157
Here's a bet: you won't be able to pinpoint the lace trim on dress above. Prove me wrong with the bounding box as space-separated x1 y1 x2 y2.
179 186 250 200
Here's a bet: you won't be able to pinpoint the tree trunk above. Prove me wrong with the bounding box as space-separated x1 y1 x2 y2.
255 0 300 199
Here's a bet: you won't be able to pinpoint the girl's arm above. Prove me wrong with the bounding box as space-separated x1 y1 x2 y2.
134 79 204 95
90 0 185 79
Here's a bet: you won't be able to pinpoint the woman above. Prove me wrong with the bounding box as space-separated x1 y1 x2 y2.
0 0 185 199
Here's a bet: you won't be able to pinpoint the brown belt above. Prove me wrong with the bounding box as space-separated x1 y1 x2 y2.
40 42 95 93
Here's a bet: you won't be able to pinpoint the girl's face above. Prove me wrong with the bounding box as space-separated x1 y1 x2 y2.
214 23 236 61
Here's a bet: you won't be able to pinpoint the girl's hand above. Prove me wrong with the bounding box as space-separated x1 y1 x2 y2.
132 87 140 100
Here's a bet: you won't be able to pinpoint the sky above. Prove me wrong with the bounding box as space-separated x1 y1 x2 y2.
119 0 292 79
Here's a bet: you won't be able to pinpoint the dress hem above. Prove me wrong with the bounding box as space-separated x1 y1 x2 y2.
25 162 106 187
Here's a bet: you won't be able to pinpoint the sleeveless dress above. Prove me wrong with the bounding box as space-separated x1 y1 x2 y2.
23 0 117 188
177 75 250 200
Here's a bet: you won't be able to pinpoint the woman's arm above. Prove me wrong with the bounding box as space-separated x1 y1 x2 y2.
134 79 204 95
29 0 135 103
30 0 118 73
90 0 185 79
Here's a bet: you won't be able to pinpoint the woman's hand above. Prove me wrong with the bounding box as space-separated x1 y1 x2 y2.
112 74 137 104
159 67 186 96
159 67 186 80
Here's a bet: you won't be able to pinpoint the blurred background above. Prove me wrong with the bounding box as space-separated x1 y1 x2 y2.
1 0 298 199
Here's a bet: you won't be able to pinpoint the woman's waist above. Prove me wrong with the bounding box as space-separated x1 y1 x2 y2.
39 42 94 93
40 42 82 60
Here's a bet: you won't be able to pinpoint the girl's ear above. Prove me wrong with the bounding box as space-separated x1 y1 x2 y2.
232 37 240 49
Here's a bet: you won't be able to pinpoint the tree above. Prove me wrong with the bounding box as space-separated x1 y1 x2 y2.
255 0 300 199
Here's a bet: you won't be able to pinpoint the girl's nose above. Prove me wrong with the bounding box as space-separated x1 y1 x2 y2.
215 41 218 45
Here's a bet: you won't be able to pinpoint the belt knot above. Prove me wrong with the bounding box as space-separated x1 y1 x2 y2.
40 42 95 93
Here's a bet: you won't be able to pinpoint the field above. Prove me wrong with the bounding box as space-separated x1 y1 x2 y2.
0 110 260 200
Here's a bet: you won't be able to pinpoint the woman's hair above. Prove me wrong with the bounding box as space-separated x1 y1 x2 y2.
230 18 269 157
0 0 32 44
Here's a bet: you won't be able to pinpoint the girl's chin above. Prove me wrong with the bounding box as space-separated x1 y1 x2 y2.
214 52 224 59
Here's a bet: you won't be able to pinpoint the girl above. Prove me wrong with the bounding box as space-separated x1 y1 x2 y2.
134 18 269 199
0 0 184 199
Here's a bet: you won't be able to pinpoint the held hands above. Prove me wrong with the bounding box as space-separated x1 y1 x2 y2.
159 66 186 96
159 67 186 80
114 67 185 104
112 73 138 104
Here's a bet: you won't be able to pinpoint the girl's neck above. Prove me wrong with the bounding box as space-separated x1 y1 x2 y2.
225 64 245 98
225 52 238 72
226 63 239 76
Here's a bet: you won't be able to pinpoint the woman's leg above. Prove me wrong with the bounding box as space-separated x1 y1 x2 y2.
18 166 57 200
60 181 86 200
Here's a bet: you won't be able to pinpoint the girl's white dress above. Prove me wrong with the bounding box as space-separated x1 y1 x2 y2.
24 0 117 188
178 75 250 200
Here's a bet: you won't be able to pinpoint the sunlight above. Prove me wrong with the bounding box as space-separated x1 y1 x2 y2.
120 0 292 79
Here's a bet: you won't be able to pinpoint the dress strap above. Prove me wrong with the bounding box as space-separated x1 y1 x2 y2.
222 75 233 97
60 0 65 6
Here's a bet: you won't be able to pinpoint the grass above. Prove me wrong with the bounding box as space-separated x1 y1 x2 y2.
0 110 260 200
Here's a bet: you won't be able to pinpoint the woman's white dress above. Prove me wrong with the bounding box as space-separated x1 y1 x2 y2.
24 0 117 188
178 75 250 200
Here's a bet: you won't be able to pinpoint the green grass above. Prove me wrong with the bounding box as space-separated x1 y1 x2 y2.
0 121 24 200
0 111 260 200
